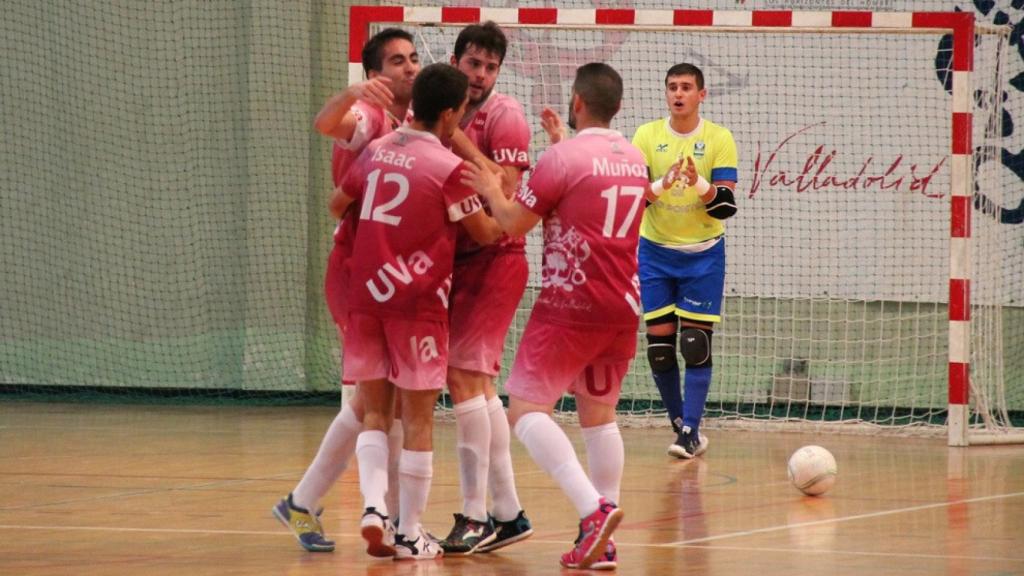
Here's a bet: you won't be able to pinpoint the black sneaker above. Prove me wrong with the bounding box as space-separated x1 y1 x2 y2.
667 425 709 459
476 510 534 553
439 513 496 556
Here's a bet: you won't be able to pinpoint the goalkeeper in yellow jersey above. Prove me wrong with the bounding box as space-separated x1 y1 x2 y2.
632 63 738 460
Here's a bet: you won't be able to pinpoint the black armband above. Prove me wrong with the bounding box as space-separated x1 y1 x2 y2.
704 186 737 220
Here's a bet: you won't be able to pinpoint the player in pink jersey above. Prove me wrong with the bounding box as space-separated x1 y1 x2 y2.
438 21 535 557
462 63 686 570
333 63 503 561
272 28 419 554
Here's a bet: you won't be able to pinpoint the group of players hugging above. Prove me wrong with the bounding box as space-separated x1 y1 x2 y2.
272 21 737 571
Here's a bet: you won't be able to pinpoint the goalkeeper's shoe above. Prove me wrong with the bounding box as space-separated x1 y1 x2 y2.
272 494 335 552
668 426 708 459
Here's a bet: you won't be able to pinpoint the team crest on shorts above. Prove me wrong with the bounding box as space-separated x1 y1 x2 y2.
694 141 706 158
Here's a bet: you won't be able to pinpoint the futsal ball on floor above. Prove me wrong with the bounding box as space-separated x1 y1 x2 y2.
788 445 837 496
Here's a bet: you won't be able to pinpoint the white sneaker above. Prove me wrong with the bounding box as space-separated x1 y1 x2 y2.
394 527 444 560
360 507 396 557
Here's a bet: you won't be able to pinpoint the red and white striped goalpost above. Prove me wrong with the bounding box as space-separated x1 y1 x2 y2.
345 7 994 447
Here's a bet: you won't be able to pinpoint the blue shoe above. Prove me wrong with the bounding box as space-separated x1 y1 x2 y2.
476 510 533 553
272 494 335 552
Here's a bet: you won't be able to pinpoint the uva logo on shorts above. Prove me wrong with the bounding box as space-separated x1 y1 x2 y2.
410 335 440 363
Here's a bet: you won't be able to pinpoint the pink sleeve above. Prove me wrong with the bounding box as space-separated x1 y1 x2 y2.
336 103 383 152
517 150 564 216
487 104 531 169
442 162 483 222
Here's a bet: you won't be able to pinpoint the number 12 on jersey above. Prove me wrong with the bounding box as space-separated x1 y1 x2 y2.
599 185 645 238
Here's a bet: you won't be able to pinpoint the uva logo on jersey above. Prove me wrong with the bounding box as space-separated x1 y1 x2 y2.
493 148 529 164
410 335 440 363
517 184 538 208
366 250 435 302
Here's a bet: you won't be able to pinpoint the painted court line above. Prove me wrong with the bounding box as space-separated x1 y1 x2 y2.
658 490 1024 547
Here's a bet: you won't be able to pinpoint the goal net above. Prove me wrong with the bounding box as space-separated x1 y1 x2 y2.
359 8 1023 444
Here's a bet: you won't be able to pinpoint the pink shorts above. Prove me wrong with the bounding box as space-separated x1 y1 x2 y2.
505 318 637 407
342 312 448 391
448 251 528 376
324 244 351 329
324 245 357 385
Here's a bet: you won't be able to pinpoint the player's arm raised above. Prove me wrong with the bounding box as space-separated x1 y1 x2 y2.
449 128 518 198
540 107 568 145
460 161 540 238
313 78 395 140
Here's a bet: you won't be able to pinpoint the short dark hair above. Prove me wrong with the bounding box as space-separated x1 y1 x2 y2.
453 21 508 65
665 63 704 89
573 63 623 124
362 28 415 75
412 63 469 128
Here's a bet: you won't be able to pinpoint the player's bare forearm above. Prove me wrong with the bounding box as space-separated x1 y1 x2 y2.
450 129 496 169
461 210 503 246
313 90 359 139
500 166 522 199
314 78 395 140
460 162 536 236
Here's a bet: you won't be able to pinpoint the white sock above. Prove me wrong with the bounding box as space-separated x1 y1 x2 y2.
514 412 601 518
398 449 433 538
486 396 523 521
355 430 389 515
292 402 362 511
385 420 403 516
454 395 490 521
581 422 624 504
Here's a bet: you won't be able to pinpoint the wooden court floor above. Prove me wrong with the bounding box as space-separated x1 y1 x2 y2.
1 402 1022 575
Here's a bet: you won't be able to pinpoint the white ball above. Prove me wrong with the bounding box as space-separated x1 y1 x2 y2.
788 445 837 496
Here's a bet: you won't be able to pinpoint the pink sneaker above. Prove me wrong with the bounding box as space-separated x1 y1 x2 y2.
590 538 618 570
559 498 623 569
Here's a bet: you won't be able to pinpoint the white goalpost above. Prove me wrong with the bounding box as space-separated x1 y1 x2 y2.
346 6 1023 447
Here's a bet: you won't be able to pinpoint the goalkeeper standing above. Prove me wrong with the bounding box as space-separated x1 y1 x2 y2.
631 63 738 460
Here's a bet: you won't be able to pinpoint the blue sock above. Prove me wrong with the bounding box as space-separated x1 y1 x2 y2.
652 368 684 430
682 366 712 435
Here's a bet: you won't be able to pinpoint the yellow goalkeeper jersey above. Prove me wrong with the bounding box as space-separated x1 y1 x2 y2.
632 117 738 246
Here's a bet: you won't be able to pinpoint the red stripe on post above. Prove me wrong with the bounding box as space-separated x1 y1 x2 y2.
673 10 713 26
831 11 872 27
519 8 558 24
349 6 405 63
752 10 792 27
952 112 972 155
949 362 969 405
913 12 974 71
951 195 971 239
949 279 970 322
441 7 480 23
596 9 634 25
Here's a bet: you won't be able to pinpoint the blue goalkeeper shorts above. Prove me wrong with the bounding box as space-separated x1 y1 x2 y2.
638 236 726 325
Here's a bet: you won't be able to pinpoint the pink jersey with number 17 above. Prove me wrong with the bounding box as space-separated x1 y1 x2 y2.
341 126 484 322
518 128 648 329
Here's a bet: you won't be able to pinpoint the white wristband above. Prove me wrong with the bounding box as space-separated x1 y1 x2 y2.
694 175 711 196
650 179 666 197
